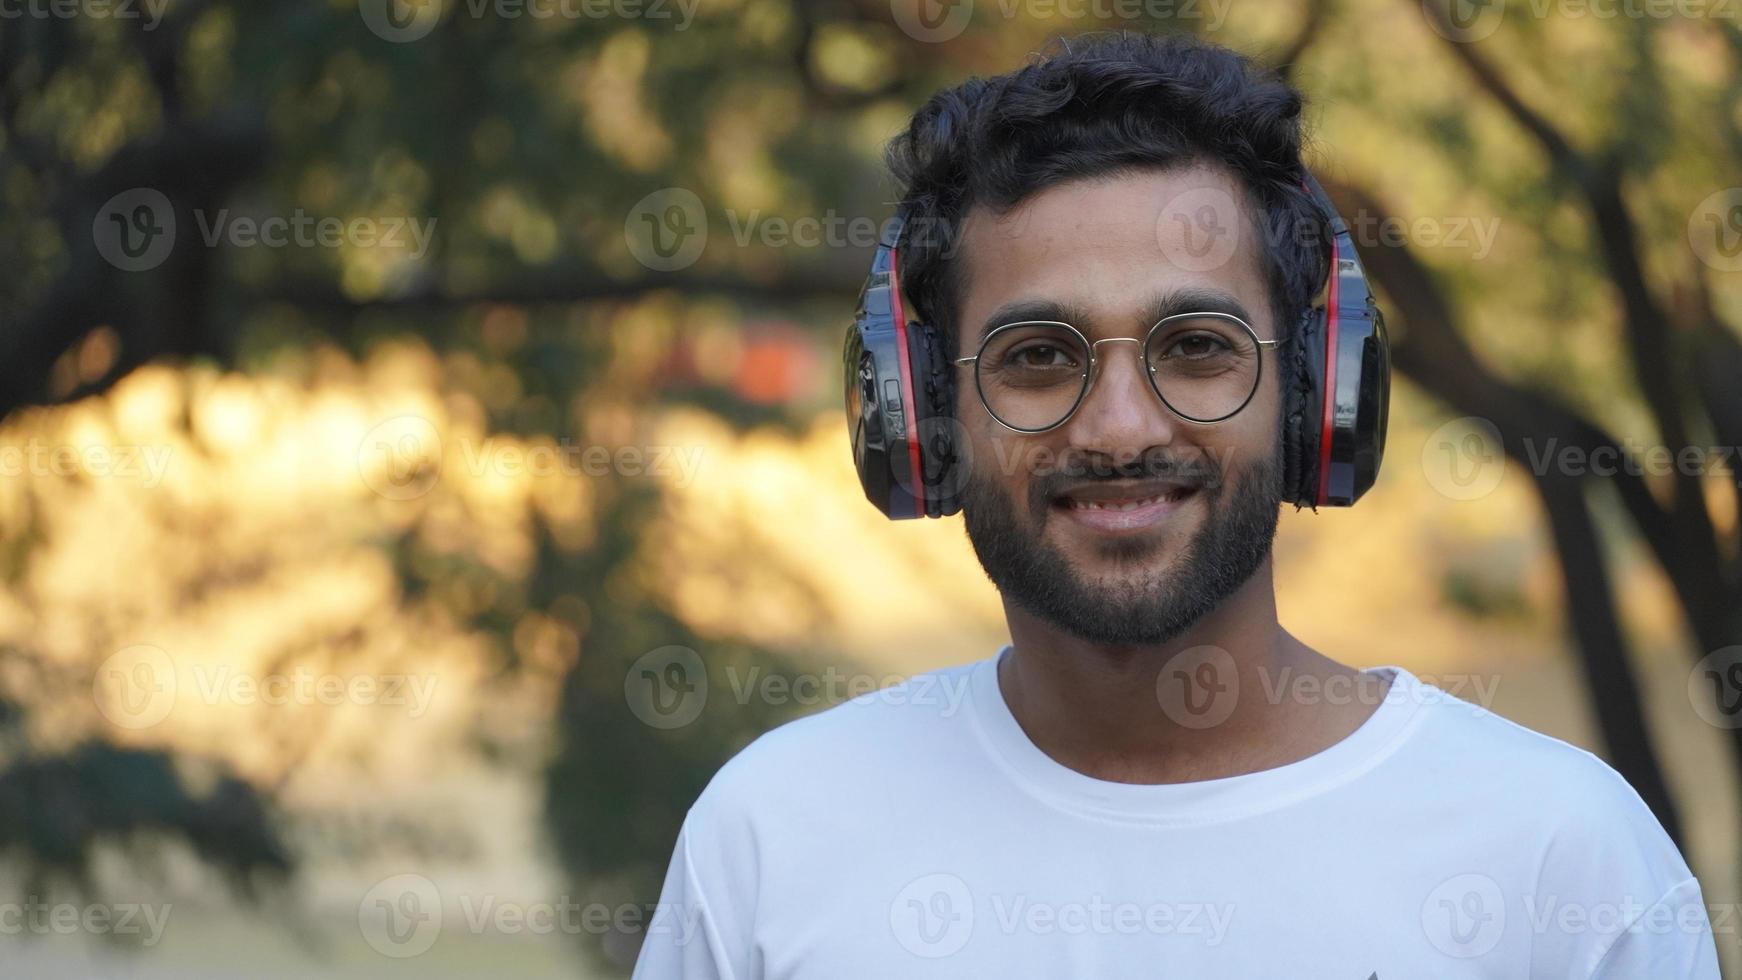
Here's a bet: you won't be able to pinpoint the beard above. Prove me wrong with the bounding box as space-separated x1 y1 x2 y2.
959 440 1283 646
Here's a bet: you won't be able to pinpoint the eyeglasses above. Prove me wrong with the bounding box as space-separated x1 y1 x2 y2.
953 312 1282 433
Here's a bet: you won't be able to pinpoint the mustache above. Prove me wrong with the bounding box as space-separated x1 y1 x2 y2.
1026 448 1228 508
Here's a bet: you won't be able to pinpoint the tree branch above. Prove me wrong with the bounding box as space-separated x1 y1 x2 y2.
1327 178 1684 841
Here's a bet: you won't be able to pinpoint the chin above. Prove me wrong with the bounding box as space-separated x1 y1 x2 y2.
1072 563 1181 603
1048 516 1194 568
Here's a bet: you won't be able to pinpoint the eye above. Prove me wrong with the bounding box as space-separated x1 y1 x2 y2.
1009 343 1077 368
1159 332 1234 360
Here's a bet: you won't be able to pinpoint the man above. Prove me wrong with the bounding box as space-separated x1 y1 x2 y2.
633 31 1718 979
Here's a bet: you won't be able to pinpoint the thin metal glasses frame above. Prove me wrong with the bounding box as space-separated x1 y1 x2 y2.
952 311 1283 433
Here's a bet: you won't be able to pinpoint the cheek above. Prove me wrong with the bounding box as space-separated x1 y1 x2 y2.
963 423 1055 512
1206 378 1284 472
954 380 978 429
969 425 1026 493
957 383 1017 482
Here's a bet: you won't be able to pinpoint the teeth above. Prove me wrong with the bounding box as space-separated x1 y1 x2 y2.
1067 489 1189 511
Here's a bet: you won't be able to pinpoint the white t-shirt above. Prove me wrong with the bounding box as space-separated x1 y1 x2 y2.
633 647 1719 979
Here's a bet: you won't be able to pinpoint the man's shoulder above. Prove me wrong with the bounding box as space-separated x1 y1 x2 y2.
1397 671 1710 973
1403 669 1652 804
1399 668 1691 883
686 657 982 828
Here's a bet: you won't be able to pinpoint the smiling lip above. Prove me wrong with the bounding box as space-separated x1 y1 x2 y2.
1051 481 1201 534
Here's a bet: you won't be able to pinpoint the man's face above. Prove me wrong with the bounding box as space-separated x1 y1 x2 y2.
952 165 1287 646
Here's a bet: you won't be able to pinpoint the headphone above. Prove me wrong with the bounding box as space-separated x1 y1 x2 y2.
843 173 1390 519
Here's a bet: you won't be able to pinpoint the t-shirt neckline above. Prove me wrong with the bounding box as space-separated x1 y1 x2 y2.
966 644 1428 826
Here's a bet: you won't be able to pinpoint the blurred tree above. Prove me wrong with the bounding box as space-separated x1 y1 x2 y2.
1311 2 1742 854
2 0 856 965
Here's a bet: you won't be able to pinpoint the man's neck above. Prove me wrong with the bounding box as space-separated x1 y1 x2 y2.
996 555 1388 785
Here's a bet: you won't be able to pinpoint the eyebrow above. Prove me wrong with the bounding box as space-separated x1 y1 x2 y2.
973 287 1258 345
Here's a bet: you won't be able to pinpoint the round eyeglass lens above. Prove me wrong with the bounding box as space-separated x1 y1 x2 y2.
974 322 1091 431
1144 314 1264 422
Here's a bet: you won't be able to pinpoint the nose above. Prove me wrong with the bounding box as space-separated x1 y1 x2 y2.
1064 338 1182 465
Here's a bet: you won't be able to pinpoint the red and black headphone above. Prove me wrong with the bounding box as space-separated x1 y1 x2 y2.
843 173 1390 519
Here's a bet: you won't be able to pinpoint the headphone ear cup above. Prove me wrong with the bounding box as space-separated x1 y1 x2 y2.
1283 308 1325 509
905 322 961 517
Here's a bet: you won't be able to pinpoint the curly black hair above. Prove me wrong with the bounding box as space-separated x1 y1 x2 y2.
885 31 1331 359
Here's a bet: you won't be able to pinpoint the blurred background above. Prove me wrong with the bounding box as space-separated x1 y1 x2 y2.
3 0 1742 975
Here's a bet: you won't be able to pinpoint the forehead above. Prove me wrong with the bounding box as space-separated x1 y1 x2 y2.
953 164 1272 344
